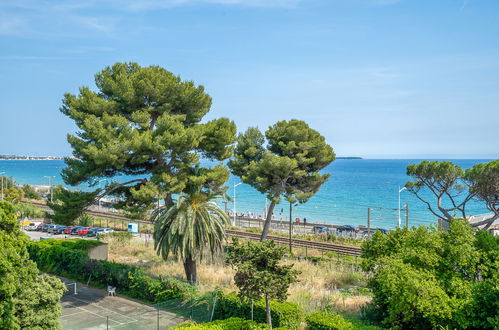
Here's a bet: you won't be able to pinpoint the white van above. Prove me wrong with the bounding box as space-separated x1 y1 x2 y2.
26 221 42 231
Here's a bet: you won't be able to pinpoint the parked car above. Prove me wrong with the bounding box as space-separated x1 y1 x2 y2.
36 223 44 231
42 223 52 232
313 225 333 234
337 225 357 232
63 226 75 234
85 227 101 237
76 227 91 235
26 221 42 231
45 224 57 233
70 226 85 235
52 225 68 235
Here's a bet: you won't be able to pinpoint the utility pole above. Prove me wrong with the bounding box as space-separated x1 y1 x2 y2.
223 193 228 214
44 176 55 203
233 182 242 227
405 204 409 228
0 172 4 200
367 207 371 238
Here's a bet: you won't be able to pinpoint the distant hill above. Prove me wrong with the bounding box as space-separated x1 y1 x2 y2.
336 157 363 160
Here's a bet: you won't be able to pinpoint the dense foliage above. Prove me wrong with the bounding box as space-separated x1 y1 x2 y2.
153 187 229 283
21 184 41 200
0 200 65 329
229 120 334 240
465 159 499 227
406 159 499 228
27 239 194 303
172 317 284 329
226 240 300 328
61 62 236 213
46 187 99 225
361 219 499 329
305 311 354 330
212 292 302 329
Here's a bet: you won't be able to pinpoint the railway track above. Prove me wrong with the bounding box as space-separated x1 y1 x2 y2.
225 229 362 257
26 201 363 256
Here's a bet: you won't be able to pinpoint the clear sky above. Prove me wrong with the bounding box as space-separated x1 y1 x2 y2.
0 0 497 159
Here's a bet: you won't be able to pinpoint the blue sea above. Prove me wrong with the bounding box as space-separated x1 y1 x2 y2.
0 159 492 229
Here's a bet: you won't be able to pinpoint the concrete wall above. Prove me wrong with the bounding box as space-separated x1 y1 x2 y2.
88 243 108 261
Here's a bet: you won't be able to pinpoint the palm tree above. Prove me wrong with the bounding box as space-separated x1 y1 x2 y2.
152 189 229 283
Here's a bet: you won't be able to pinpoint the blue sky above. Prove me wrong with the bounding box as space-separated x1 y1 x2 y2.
0 0 498 158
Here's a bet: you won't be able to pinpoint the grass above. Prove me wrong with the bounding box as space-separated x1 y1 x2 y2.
104 236 371 315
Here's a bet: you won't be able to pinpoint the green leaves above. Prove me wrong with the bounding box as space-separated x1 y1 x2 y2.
61 62 236 212
362 220 499 329
230 120 334 204
152 190 230 281
46 187 99 226
226 240 300 304
229 120 334 240
465 160 499 221
0 201 65 329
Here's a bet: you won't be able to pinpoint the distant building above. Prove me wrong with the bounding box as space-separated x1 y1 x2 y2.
468 213 499 236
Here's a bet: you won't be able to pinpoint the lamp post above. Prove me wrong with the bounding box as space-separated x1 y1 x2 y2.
289 201 298 253
398 186 406 228
98 179 108 211
0 172 5 200
233 182 242 227
44 176 55 203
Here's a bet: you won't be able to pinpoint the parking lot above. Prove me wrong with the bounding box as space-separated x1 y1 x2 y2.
23 228 98 241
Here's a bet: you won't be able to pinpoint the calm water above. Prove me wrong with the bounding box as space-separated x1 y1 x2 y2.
0 159 492 229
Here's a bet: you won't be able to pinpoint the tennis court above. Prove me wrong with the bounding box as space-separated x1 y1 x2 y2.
59 278 185 329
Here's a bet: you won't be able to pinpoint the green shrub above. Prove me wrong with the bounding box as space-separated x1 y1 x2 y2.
27 239 194 303
213 292 302 329
305 311 353 330
171 317 282 329
96 231 132 243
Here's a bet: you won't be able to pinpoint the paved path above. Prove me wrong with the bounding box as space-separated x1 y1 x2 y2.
59 278 185 329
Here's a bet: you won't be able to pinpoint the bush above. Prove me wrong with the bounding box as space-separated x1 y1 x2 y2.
361 220 499 329
305 311 354 330
27 239 194 303
96 231 132 244
213 292 302 329
171 317 284 329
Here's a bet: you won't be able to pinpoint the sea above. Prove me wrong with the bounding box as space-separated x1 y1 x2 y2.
0 159 492 229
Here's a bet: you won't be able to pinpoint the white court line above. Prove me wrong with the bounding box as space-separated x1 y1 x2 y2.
60 310 87 318
65 295 139 323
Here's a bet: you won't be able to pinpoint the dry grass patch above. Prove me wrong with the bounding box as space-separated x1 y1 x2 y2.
106 238 371 313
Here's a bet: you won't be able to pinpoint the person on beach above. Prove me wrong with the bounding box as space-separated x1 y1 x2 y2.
303 217 307 224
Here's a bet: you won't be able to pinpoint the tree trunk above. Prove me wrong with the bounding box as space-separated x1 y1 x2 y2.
260 201 276 241
164 193 174 208
183 257 197 284
265 294 272 329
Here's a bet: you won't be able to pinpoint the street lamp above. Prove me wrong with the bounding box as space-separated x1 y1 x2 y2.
0 172 4 200
44 176 55 203
98 179 108 211
398 186 407 228
233 182 242 227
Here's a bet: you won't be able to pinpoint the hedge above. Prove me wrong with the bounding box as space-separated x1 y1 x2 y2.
213 292 302 330
27 239 194 303
171 317 287 329
305 311 354 330
27 239 303 328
